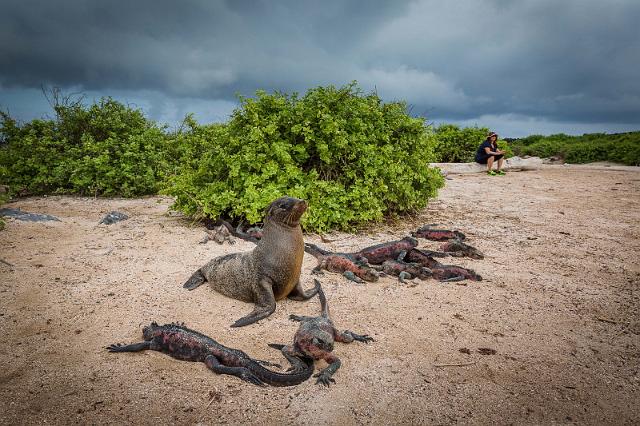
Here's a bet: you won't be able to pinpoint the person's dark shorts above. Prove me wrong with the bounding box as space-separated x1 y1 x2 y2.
476 154 504 164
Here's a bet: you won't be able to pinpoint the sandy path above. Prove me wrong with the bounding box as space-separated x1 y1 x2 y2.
0 166 638 425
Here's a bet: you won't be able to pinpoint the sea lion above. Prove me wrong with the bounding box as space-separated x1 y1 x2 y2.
183 196 318 327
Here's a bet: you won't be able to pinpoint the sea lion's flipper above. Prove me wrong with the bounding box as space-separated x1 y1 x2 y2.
230 279 276 327
287 280 319 301
183 270 206 290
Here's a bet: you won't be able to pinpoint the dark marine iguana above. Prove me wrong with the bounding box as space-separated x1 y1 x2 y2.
107 322 314 387
354 236 419 264
304 242 380 283
269 280 374 386
439 238 484 260
412 225 466 241
372 252 433 284
303 237 419 283
405 248 482 282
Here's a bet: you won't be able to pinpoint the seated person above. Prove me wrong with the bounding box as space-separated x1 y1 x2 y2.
475 131 505 175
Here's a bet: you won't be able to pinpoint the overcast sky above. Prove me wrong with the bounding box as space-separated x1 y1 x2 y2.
1 0 639 137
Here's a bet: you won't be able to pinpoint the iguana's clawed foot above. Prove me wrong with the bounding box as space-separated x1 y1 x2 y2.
440 275 465 282
398 271 412 283
314 372 336 387
106 341 150 352
347 331 374 343
343 271 365 284
106 343 126 352
241 371 266 387
254 359 282 369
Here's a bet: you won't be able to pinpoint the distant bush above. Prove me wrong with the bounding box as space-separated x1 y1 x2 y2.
0 191 8 231
607 140 640 166
0 93 169 196
432 124 488 162
509 132 640 165
432 124 513 162
165 83 444 232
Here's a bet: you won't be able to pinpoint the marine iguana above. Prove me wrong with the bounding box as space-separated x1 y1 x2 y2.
439 238 484 260
354 236 419 264
405 248 483 282
303 236 420 282
183 196 318 327
304 242 380 283
107 322 314 387
269 280 374 386
200 224 236 245
372 252 433 283
412 225 466 241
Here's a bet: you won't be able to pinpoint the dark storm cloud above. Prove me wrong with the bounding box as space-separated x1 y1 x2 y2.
1 0 639 134
0 0 409 94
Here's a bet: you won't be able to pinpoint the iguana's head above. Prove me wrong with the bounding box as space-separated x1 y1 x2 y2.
296 328 335 359
142 321 161 340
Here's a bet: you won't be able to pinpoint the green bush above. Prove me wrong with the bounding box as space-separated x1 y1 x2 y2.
607 140 640 166
509 132 640 165
432 124 512 162
432 124 488 162
0 191 8 231
496 139 514 158
165 83 444 232
521 139 570 159
564 142 609 164
0 97 169 196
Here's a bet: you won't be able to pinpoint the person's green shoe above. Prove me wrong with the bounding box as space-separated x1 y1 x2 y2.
496 170 506 175
487 170 498 176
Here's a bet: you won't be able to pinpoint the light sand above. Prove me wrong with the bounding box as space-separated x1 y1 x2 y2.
0 165 638 425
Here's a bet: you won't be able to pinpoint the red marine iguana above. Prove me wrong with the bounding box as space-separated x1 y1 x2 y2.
412 224 466 241
372 251 433 284
439 238 484 259
107 322 314 387
304 242 380 283
405 248 482 282
269 280 374 386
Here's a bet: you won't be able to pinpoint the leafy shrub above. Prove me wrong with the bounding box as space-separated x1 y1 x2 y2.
165 83 444 232
0 190 8 231
432 124 512 162
509 131 640 165
607 140 640 166
521 139 570 159
0 96 169 196
432 124 489 162
563 142 609 164
496 139 514 158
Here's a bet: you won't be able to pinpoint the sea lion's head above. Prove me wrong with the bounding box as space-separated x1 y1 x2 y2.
266 196 307 227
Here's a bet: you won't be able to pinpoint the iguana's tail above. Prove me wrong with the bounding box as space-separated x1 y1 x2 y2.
312 279 330 319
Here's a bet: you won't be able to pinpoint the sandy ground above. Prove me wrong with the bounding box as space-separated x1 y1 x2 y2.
0 165 639 425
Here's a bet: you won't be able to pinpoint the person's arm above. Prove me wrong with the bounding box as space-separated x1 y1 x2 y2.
484 147 502 155
484 145 504 155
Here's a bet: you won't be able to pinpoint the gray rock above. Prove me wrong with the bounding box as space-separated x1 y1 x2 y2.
0 208 60 222
99 211 129 225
